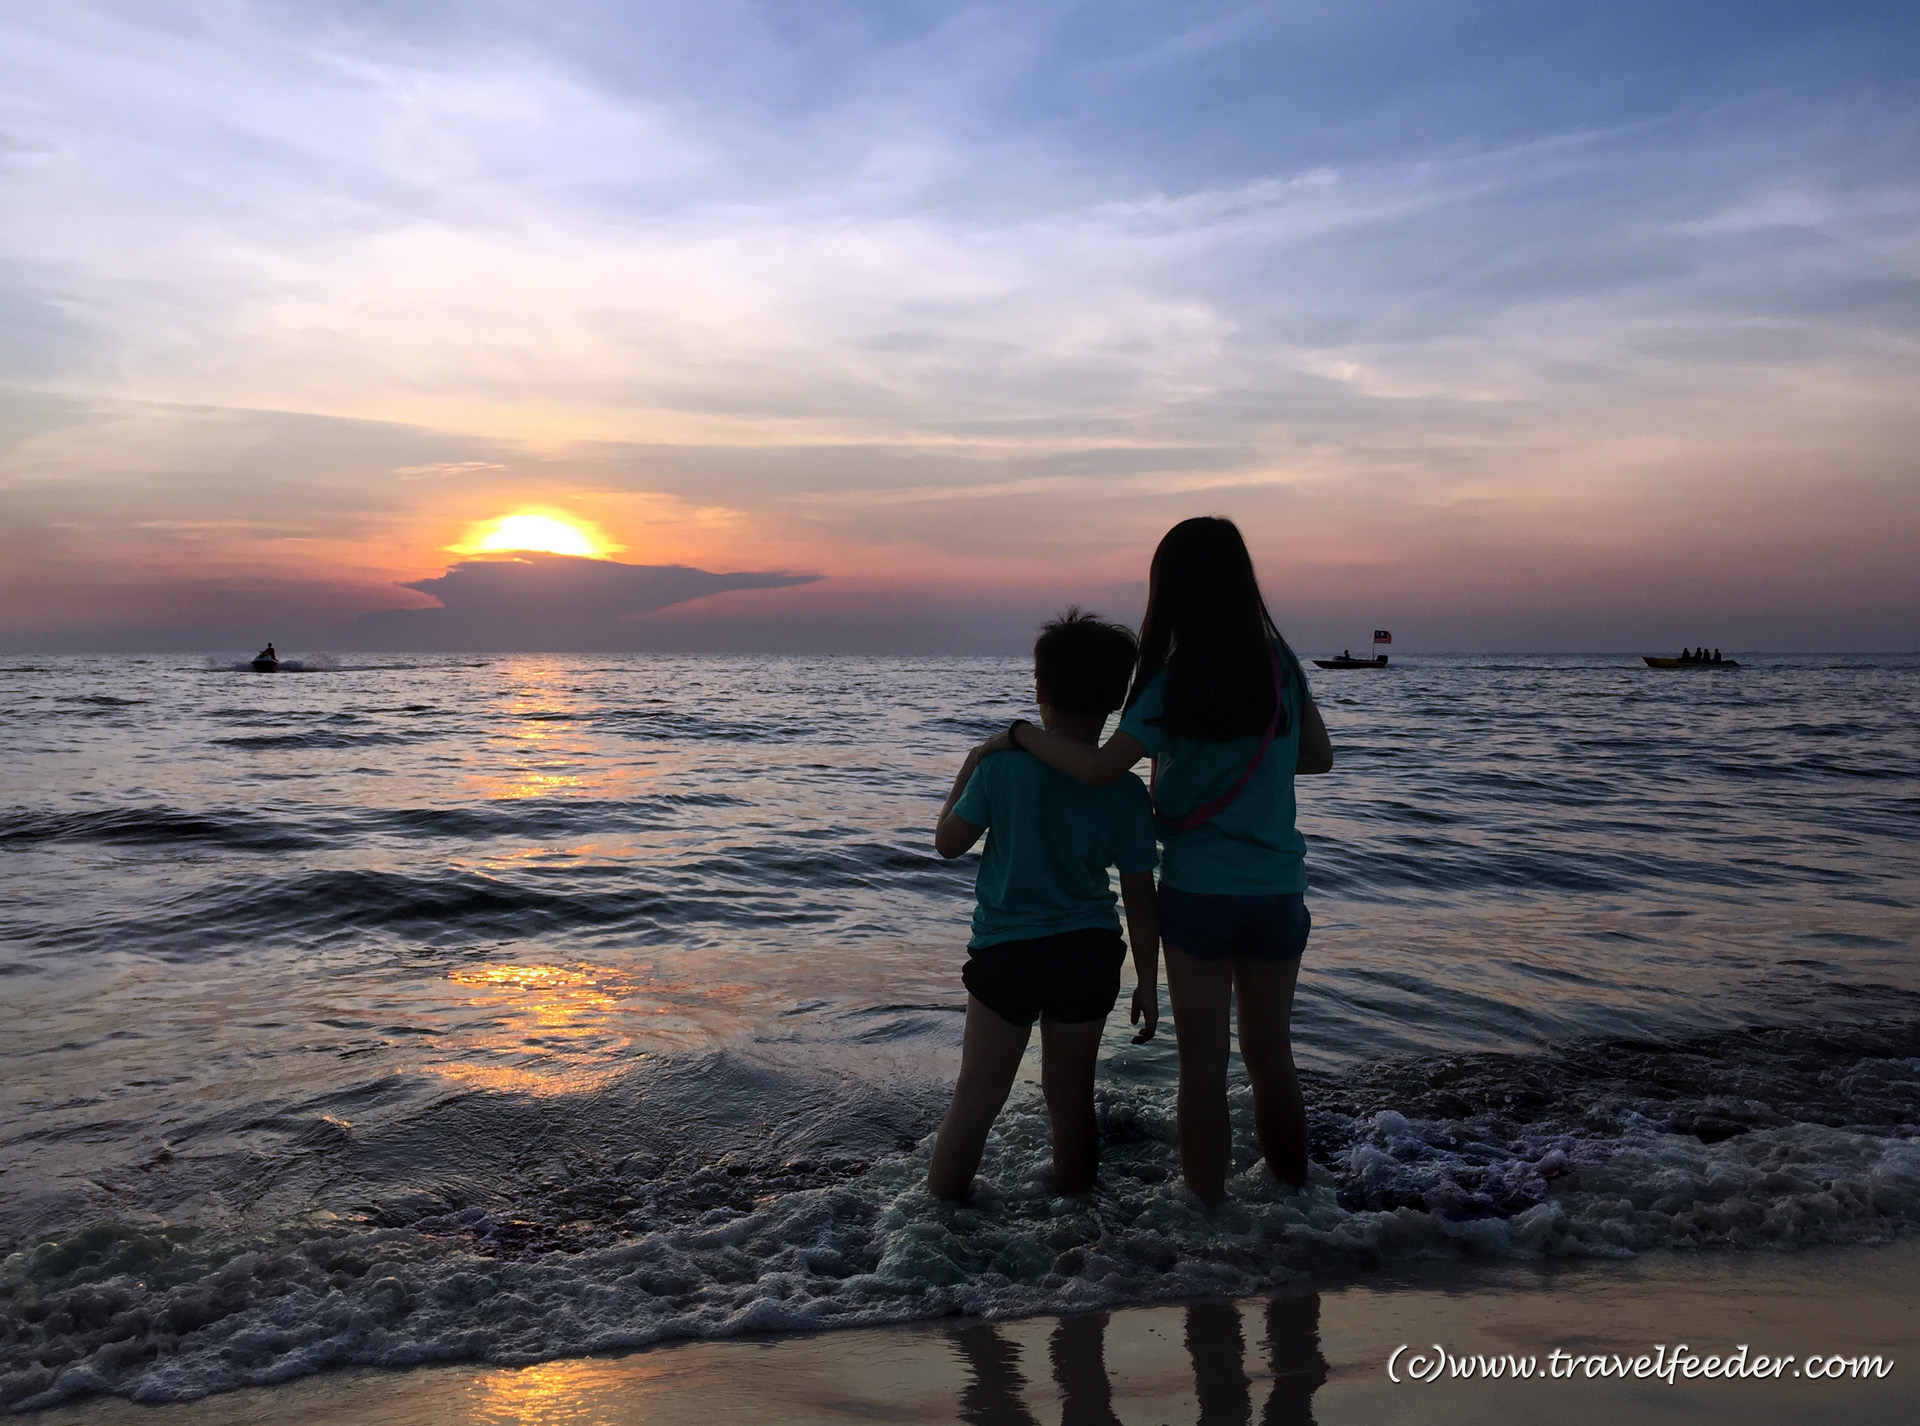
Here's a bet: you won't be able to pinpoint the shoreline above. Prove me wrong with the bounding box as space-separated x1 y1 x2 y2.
32 1235 1916 1424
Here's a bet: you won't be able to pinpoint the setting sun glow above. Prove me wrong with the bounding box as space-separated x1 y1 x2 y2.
456 512 612 558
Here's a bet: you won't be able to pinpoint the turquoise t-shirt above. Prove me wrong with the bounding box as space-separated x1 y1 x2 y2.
1118 644 1309 895
953 750 1158 949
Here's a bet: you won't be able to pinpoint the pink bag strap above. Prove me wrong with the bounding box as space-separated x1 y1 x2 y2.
1150 642 1287 833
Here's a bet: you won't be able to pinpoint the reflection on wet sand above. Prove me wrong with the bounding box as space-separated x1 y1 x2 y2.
950 1291 1327 1425
1051 1312 1121 1426
1187 1301 1248 1424
1256 1294 1329 1425
953 1321 1039 1426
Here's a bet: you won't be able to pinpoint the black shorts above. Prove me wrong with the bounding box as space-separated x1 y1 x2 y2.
962 926 1126 1028
1159 887 1310 964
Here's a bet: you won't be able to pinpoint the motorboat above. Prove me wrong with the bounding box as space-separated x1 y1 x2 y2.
1643 655 1739 669
250 644 280 672
1313 654 1388 669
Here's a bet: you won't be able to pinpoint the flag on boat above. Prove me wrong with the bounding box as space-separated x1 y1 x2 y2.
1373 630 1391 644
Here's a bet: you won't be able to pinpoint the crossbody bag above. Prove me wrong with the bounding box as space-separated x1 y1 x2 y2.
1150 643 1289 833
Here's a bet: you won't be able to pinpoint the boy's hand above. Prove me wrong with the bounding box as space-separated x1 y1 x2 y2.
1129 981 1159 1043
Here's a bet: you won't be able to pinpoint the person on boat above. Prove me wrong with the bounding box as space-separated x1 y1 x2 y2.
257 642 277 662
969 516 1334 1203
1340 650 1351 660
1713 648 1722 663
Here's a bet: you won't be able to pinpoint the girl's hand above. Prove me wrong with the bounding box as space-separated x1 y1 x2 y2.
975 728 1016 757
1130 982 1159 1043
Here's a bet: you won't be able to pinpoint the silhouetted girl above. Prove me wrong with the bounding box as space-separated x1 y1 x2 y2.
994 516 1332 1202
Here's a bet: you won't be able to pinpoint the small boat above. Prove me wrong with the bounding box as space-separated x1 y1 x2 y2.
1643 656 1739 669
250 657 280 672
1316 631 1391 670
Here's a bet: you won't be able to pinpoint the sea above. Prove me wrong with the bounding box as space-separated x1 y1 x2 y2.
2 652 1917 1411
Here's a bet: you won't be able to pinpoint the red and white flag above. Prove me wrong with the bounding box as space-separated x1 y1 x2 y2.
1373 630 1391 645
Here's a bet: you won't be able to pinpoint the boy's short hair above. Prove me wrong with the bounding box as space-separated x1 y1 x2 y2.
1034 607 1138 716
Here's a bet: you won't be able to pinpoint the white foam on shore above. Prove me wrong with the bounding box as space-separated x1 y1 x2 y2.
5 1085 1919 1413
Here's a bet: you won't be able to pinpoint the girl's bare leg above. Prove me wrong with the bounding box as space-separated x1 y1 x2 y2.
1233 955 1308 1186
1038 1014 1107 1194
927 996 1032 1200
1163 943 1235 1205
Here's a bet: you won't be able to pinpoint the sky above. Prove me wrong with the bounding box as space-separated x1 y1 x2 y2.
2 0 1917 653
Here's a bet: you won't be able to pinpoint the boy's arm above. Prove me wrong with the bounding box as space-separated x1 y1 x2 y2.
1119 871 1160 1043
935 748 987 858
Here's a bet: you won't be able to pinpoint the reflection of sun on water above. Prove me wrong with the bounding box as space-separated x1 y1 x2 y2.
469 663 606 800
426 959 768 1093
447 963 617 1035
473 1357 675 1424
488 770 590 800
431 963 624 1094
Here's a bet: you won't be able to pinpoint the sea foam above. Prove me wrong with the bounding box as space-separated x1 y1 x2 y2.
5 1076 1918 1413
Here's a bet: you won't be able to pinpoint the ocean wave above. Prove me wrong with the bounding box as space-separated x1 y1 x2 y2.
4 1125 1914 1413
213 731 419 751
4 1020 1916 1412
0 808 321 853
0 796 755 857
44 866 838 957
10 836 965 959
355 794 750 841
600 709 832 741
1304 838 1775 898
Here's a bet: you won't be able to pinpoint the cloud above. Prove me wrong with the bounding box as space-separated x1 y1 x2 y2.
347 553 821 650
393 460 506 480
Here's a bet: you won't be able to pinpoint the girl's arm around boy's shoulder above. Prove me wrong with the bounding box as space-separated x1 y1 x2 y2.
973 721 1146 787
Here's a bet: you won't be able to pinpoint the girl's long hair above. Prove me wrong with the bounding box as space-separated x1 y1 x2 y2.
1127 516 1301 740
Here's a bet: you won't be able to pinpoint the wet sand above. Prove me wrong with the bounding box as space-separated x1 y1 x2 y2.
38 1237 1915 1424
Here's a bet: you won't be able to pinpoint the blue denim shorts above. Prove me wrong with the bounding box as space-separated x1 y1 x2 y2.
1159 886 1310 964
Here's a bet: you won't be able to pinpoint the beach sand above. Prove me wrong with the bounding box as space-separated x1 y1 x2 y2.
38 1237 1915 1424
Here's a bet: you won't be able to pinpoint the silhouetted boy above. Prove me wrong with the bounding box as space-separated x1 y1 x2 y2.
927 609 1160 1200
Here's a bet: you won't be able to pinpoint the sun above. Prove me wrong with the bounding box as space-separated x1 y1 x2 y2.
453 512 616 558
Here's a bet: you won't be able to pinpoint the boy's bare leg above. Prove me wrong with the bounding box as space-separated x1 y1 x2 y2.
1163 943 1235 1205
1234 955 1308 1187
927 996 1032 1200
1038 1014 1107 1194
